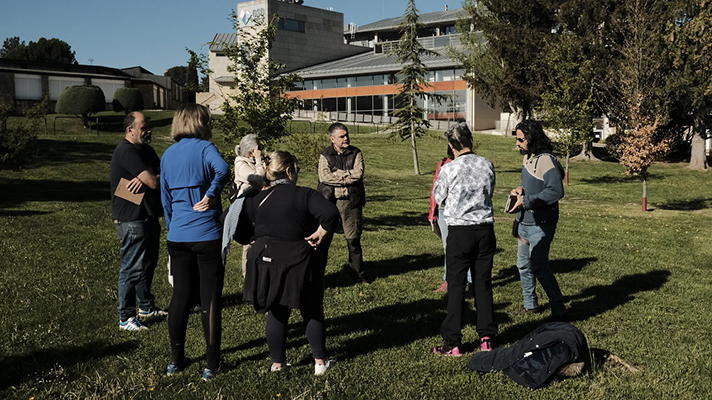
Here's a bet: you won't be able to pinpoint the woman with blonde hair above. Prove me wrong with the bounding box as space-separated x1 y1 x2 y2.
160 103 230 380
235 150 339 375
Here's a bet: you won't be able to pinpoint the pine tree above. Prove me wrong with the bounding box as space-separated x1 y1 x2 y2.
388 0 444 175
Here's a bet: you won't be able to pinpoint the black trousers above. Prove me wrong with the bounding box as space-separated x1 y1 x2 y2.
266 279 326 363
167 239 224 370
440 225 498 346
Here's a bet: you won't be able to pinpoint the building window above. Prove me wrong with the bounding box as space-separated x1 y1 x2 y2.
322 97 337 112
355 75 373 87
14 74 42 100
278 18 305 33
49 76 85 101
92 79 127 103
322 78 337 89
443 25 459 35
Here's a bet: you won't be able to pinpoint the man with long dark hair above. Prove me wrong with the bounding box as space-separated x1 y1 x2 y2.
508 119 567 320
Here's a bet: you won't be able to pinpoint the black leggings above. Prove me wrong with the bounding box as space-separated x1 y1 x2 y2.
266 285 326 363
167 240 224 370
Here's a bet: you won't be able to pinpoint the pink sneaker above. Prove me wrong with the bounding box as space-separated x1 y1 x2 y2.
480 336 493 351
433 344 461 356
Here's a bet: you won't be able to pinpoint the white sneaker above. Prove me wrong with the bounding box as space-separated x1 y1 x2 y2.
270 363 291 372
119 316 148 331
314 360 333 376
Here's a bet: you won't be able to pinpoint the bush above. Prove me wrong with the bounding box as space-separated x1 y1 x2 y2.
112 87 144 114
603 132 625 160
0 97 47 170
276 131 330 172
55 85 105 128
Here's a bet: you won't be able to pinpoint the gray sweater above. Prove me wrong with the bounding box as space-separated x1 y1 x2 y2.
518 152 564 225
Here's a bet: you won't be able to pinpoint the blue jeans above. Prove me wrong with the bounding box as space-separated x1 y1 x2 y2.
115 217 160 320
438 209 472 284
516 223 566 316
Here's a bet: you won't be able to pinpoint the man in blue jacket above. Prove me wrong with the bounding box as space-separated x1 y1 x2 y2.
508 119 567 320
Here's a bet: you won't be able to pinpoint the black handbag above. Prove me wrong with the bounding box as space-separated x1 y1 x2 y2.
512 217 520 238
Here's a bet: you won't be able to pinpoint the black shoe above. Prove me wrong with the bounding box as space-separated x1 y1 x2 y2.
549 313 570 323
511 307 540 315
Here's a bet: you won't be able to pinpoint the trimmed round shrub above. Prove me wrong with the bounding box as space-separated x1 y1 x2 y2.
55 85 105 127
112 87 144 114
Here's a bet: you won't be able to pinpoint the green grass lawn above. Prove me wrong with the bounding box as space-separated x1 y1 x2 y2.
1 113 711 399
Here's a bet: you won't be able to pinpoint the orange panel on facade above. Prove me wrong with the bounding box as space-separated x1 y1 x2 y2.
285 80 467 99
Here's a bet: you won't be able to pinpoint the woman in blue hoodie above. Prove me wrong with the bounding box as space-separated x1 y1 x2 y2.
160 104 230 381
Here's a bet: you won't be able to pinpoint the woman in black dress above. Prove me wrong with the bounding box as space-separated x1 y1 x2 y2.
236 150 339 375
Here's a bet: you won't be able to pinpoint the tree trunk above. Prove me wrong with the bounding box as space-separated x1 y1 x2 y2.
411 119 420 175
688 124 708 171
642 178 647 212
571 141 602 162
564 151 570 186
410 96 420 175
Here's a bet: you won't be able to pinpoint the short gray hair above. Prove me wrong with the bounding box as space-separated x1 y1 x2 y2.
444 122 473 151
237 134 260 157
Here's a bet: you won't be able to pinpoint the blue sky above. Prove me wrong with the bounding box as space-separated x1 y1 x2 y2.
0 0 455 75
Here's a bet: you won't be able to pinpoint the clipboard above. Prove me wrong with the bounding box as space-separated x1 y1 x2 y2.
114 177 145 205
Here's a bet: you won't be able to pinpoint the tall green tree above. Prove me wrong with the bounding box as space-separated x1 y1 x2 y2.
215 14 301 147
165 49 211 93
186 48 211 93
387 0 444 175
0 37 77 64
601 0 676 211
450 0 557 119
0 37 24 59
164 65 190 86
541 33 596 186
669 0 712 170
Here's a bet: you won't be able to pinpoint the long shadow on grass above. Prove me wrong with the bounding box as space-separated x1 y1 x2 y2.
325 253 441 289
580 175 663 184
364 211 429 231
0 340 138 390
0 179 109 207
497 270 670 345
0 210 52 217
656 198 712 211
325 299 446 359
566 269 670 322
31 139 117 168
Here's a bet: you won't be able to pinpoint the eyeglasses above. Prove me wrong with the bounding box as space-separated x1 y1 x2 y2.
516 138 525 143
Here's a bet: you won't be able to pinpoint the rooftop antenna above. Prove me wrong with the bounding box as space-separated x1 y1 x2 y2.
88 58 94 65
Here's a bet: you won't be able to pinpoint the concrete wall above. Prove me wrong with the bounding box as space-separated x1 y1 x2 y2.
472 91 501 131
265 0 370 72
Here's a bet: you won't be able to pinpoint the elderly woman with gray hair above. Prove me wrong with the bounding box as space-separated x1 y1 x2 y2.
234 134 266 277
234 134 265 196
